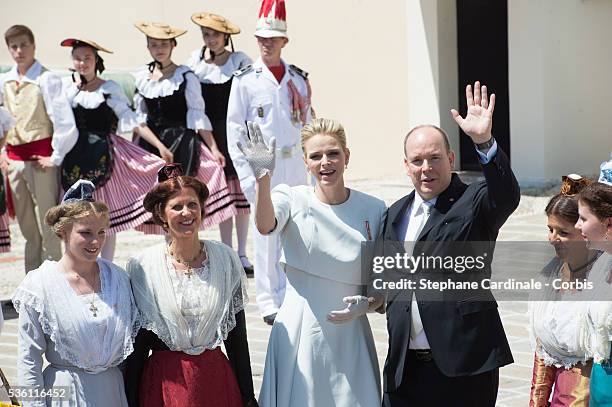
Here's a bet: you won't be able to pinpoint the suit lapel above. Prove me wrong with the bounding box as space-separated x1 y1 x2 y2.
387 192 414 241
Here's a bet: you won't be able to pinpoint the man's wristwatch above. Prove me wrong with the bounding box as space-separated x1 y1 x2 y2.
475 137 495 151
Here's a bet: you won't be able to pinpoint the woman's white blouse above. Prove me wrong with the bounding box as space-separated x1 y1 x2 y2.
186 50 252 84
132 65 212 131
62 78 141 133
166 254 213 338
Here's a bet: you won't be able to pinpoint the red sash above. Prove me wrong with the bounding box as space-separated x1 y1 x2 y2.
6 137 53 161
4 138 53 217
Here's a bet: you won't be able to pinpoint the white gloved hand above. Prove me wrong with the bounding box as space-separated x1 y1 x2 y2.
327 295 372 324
236 121 276 179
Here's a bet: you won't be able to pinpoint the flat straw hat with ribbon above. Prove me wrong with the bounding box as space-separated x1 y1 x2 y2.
60 38 113 54
134 21 187 40
191 12 240 35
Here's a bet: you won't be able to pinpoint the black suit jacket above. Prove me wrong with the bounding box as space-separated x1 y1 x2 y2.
382 147 520 393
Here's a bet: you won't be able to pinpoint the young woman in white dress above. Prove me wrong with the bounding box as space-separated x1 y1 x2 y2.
13 180 139 407
240 118 385 406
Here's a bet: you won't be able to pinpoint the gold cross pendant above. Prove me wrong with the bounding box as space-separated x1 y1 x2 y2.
185 266 193 279
89 302 98 317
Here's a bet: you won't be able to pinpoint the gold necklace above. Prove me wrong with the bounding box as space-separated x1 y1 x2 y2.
168 242 204 278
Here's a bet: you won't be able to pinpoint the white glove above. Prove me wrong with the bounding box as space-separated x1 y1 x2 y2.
327 295 372 324
236 121 276 179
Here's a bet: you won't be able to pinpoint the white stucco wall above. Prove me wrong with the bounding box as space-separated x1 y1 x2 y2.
405 0 460 160
0 0 410 181
508 0 612 185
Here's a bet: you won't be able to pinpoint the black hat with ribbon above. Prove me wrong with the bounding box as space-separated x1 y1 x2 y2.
157 163 184 183
62 180 96 203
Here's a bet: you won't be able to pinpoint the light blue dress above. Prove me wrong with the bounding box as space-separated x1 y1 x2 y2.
258 185 386 407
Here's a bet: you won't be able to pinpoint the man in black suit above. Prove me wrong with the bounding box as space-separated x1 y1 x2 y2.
380 82 520 406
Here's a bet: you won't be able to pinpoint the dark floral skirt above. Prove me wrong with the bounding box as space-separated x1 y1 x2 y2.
61 131 113 190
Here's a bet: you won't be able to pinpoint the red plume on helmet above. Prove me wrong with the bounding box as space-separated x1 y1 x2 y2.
256 0 288 38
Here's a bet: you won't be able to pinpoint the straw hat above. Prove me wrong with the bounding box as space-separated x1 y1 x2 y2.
255 0 288 38
134 22 187 40
191 12 240 35
60 38 113 53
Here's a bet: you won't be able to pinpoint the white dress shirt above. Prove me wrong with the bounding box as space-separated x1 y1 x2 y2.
396 193 437 349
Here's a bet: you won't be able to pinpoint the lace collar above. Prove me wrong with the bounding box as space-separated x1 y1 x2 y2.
127 240 248 355
12 259 140 373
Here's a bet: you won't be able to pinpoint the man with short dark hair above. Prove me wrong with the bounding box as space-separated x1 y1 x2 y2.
381 82 520 406
0 24 77 272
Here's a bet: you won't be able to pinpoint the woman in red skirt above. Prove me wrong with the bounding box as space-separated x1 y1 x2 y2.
124 164 257 407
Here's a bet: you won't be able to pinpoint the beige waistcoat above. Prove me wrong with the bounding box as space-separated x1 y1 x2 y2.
3 77 53 146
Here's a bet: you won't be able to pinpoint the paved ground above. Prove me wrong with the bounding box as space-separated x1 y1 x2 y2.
0 175 551 405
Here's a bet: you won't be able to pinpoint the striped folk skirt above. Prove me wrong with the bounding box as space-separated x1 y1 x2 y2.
0 213 9 253
91 134 166 235
226 176 250 216
135 142 236 234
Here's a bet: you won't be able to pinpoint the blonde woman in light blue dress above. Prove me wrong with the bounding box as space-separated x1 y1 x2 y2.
239 119 385 407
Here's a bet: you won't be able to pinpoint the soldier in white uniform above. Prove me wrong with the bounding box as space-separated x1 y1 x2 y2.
227 0 312 324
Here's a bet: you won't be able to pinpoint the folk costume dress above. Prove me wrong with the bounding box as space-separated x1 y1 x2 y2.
132 65 234 232
61 78 165 234
12 258 140 407
124 240 257 407
186 50 252 216
0 106 14 253
528 256 599 406
259 185 385 407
